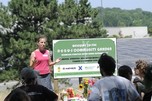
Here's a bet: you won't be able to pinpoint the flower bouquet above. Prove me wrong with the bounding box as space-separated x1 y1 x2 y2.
79 78 96 98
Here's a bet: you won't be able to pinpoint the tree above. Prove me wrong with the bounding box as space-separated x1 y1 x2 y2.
57 0 107 39
8 0 59 70
0 3 14 70
0 0 107 82
56 0 107 86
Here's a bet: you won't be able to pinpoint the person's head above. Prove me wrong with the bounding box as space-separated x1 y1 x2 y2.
118 65 133 81
143 63 152 90
134 67 139 75
36 34 47 51
20 67 37 85
135 59 148 78
98 53 116 76
4 88 31 101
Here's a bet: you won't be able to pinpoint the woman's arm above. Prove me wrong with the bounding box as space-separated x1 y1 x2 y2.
48 51 61 66
29 52 36 68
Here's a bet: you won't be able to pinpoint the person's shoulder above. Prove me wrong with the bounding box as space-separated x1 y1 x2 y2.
93 78 105 86
104 75 124 80
116 75 128 80
26 84 46 88
97 76 116 82
46 50 52 55
110 76 131 84
133 76 142 83
35 84 51 90
19 85 49 92
31 49 38 54
46 50 49 52
34 49 39 52
18 85 30 91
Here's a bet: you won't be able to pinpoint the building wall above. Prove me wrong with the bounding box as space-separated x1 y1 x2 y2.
104 26 148 38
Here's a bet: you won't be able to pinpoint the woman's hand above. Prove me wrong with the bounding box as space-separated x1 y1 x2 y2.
30 52 36 68
55 58 61 63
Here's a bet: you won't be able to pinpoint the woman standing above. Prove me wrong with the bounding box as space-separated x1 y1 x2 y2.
30 34 61 91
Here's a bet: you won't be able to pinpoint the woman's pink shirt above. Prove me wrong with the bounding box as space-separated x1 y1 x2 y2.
34 50 51 75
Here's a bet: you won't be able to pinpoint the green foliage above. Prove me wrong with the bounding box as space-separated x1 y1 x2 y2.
0 3 12 27
2 0 152 83
148 27 152 36
9 0 58 33
0 3 15 71
6 0 60 69
94 7 152 37
57 0 106 39
97 7 152 28
0 69 19 82
0 0 106 83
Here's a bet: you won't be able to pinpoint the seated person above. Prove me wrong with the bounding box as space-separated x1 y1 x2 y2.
4 88 31 101
5 67 58 101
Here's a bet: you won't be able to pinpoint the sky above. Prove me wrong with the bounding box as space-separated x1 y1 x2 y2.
1 0 152 12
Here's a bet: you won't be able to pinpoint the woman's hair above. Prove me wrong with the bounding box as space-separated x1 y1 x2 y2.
4 88 31 101
135 59 148 74
36 34 47 42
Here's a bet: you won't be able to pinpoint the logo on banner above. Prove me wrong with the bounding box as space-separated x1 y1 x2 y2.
85 66 94 70
57 67 60 72
63 67 77 70
78 66 83 70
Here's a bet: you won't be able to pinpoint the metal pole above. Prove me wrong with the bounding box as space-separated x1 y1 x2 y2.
101 0 104 26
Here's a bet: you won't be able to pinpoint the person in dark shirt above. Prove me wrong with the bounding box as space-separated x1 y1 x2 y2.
4 88 31 101
143 64 152 101
5 67 58 101
133 60 147 97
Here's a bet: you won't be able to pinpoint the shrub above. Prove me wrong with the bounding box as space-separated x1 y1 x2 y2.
0 69 19 82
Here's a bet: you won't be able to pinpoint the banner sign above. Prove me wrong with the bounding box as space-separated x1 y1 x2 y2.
53 38 116 78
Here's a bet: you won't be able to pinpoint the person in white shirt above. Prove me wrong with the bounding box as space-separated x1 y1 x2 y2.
88 53 141 101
